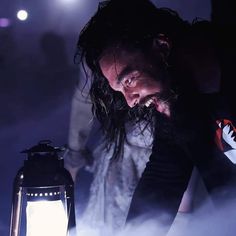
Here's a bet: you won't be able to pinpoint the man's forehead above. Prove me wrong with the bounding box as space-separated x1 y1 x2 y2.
99 47 125 69
99 45 141 67
100 46 121 61
99 53 123 80
99 54 121 70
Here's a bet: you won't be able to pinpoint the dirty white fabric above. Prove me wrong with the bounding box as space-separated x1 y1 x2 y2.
76 120 153 234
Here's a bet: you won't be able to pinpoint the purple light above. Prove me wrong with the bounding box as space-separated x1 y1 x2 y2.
0 18 11 27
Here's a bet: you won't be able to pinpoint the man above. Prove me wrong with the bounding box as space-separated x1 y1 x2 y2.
76 0 236 234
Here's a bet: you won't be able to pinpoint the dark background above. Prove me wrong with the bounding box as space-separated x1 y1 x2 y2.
0 0 221 235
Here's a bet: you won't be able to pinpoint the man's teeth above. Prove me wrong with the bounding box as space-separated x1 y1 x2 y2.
145 98 154 107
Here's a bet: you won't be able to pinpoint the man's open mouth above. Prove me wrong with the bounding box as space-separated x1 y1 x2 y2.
144 97 155 107
140 94 158 108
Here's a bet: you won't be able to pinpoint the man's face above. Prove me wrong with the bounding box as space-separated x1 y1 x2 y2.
99 46 171 116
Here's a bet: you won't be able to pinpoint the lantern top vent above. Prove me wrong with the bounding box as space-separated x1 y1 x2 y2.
21 140 65 156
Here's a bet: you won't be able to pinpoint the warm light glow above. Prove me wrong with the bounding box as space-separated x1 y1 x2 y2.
26 200 68 236
17 10 28 21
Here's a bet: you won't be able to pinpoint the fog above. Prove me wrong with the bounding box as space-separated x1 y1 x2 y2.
74 197 236 236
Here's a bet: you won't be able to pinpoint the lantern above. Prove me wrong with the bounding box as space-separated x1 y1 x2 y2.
10 140 76 236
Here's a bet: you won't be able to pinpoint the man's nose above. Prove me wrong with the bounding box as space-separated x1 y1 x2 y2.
124 92 140 108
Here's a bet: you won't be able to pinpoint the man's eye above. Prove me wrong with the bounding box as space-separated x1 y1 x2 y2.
124 76 136 87
121 71 140 88
127 78 133 84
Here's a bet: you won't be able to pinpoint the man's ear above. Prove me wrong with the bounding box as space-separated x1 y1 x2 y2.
152 34 172 61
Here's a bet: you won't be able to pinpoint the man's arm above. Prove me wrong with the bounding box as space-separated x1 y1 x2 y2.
126 138 193 232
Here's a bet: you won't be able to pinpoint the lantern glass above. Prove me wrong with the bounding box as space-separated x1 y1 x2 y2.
26 200 67 236
24 186 69 236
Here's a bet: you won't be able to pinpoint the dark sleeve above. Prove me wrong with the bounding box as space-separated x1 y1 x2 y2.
126 138 193 230
188 93 236 202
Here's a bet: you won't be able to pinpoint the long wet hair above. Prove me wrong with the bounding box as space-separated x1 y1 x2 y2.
75 0 190 158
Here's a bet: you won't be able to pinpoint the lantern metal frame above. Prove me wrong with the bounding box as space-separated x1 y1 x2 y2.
10 140 76 236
